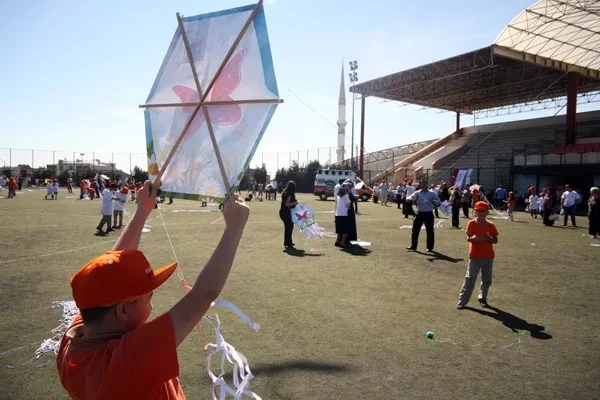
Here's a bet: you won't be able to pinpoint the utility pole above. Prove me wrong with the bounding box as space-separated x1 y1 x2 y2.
349 60 358 166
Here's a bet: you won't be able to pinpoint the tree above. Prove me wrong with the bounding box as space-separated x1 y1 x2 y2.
132 166 148 183
252 163 267 184
306 160 322 172
275 167 288 182
58 170 71 185
288 161 300 173
2 168 11 177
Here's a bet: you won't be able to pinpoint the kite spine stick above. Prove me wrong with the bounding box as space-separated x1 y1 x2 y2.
139 99 283 109
177 9 233 197
201 0 264 103
139 102 199 109
207 98 283 105
153 103 202 184
177 12 204 97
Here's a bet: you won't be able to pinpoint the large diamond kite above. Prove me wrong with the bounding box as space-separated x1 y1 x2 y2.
141 1 281 201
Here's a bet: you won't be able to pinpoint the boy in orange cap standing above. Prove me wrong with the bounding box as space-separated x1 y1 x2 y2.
457 201 499 309
57 180 249 399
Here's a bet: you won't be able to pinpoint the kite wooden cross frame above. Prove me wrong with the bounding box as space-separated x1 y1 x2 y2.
139 0 283 198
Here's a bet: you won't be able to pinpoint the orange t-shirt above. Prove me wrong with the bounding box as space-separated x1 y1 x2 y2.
57 313 185 400
466 219 499 259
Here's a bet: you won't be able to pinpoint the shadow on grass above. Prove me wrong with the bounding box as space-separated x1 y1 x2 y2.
414 250 464 263
463 305 552 339
251 360 354 375
283 248 323 257
341 245 371 256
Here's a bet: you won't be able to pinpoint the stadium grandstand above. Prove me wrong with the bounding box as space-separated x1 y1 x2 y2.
349 0 600 195
332 139 437 181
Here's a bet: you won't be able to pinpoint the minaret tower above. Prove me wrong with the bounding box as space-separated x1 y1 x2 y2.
336 63 347 163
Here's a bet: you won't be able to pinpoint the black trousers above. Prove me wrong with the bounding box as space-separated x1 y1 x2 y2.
543 208 555 226
279 210 294 246
462 202 469 218
589 215 600 236
403 200 414 217
411 211 435 250
452 206 460 227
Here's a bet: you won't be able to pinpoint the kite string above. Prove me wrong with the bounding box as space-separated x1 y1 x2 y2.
156 208 218 398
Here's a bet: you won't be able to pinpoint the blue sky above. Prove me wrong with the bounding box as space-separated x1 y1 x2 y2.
1 0 587 172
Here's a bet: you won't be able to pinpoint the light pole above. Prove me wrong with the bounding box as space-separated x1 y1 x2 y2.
349 60 358 169
79 153 84 177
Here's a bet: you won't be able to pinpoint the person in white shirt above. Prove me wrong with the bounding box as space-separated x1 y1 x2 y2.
404 181 416 218
537 192 546 214
335 184 352 247
528 193 539 218
396 184 403 209
270 180 278 201
97 183 117 235
113 187 128 229
45 182 53 199
380 183 388 206
333 179 343 200
561 184 580 227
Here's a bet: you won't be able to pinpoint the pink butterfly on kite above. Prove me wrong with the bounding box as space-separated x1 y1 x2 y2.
295 210 309 220
171 48 247 142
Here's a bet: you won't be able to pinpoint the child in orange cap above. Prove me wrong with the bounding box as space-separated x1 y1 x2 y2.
57 181 249 399
457 201 499 309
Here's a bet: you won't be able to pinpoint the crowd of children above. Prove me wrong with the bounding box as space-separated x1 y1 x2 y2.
245 179 281 202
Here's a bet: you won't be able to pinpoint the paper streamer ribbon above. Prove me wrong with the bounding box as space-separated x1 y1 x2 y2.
182 280 261 399
291 204 335 239
35 301 79 357
400 220 444 230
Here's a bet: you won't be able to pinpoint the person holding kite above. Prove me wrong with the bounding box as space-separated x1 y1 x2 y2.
335 182 353 247
57 181 250 399
279 180 298 247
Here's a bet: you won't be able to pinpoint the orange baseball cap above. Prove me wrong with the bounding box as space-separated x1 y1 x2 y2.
70 250 177 309
474 201 489 211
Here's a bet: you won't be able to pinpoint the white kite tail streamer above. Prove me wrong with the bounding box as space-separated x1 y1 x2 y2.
205 315 262 400
36 301 79 357
300 222 333 239
160 208 261 399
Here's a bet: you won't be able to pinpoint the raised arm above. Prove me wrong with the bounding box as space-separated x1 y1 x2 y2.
285 196 297 208
112 180 159 251
169 194 249 346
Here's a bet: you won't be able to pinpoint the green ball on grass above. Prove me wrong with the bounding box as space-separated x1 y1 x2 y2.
426 331 435 339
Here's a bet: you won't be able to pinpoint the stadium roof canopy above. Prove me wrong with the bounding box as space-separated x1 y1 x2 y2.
350 0 600 114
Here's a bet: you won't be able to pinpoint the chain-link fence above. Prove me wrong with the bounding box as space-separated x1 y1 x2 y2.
1 146 351 179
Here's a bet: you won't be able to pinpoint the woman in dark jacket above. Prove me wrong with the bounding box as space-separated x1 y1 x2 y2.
543 186 559 226
450 188 462 228
279 181 298 247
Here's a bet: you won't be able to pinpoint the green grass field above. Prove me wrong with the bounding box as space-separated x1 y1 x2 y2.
1 189 599 400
